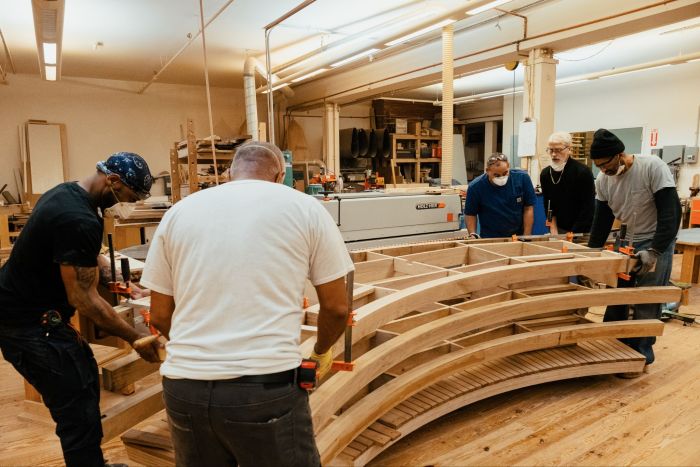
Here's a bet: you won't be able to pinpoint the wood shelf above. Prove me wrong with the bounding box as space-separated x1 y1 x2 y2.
388 134 442 184
169 119 250 203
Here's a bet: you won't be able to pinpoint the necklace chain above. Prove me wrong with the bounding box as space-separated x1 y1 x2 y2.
549 166 564 185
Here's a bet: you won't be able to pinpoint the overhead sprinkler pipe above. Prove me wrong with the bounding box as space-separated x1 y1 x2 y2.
263 0 317 145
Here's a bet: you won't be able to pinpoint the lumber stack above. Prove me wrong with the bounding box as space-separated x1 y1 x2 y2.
121 238 680 465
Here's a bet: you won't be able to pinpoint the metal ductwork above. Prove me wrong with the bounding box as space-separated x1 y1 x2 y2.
243 56 294 141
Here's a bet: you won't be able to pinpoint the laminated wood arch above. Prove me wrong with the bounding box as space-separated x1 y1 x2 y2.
346 340 646 466
300 256 631 357
310 286 679 433
316 320 665 464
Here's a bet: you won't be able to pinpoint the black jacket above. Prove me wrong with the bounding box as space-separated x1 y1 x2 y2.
540 158 595 233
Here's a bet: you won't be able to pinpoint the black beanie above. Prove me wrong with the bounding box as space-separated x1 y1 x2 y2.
590 129 625 159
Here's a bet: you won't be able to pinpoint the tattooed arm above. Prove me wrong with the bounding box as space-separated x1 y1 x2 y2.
96 254 114 286
60 264 161 362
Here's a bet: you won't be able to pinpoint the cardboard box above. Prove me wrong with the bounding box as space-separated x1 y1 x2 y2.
395 118 407 134
410 121 422 135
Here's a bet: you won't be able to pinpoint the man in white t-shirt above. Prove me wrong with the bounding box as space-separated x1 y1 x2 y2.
141 141 353 466
587 129 680 378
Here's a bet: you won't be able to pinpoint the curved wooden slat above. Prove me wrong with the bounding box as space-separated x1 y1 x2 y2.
310 286 678 432
301 256 631 356
315 320 664 463
349 341 641 466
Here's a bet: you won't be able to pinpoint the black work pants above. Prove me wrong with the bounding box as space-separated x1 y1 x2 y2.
0 322 105 467
163 375 320 467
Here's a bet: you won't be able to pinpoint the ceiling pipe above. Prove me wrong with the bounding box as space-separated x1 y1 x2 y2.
439 50 700 106
259 0 504 92
263 0 316 144
243 58 260 140
287 0 683 111
243 56 295 141
137 0 235 94
270 5 441 75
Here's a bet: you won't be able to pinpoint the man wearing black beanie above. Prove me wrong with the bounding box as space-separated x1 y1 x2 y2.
587 128 681 377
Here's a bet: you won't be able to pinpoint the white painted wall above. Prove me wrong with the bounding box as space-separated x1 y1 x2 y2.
0 74 248 197
502 61 700 194
284 102 371 161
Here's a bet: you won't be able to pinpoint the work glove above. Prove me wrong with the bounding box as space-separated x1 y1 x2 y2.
309 348 334 379
633 249 660 275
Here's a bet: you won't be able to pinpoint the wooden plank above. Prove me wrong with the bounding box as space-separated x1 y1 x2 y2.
101 383 164 442
101 352 161 392
379 306 450 334
396 246 470 268
121 428 173 450
362 428 392 446
368 422 401 440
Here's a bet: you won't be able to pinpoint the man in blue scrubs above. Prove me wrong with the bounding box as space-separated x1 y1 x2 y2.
464 153 536 238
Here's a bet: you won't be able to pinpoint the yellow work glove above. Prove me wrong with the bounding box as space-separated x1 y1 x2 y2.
309 348 333 380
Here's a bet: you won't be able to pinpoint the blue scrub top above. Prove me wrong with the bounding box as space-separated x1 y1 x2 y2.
464 169 536 238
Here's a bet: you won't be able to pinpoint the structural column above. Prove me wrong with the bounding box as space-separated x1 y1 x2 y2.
323 102 340 175
522 48 557 184
441 24 454 187
484 120 498 163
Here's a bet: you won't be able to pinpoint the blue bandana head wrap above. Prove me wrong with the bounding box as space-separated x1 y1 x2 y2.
96 152 152 199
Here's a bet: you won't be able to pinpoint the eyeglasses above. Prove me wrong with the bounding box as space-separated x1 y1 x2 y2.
593 154 619 170
486 153 508 166
545 146 569 155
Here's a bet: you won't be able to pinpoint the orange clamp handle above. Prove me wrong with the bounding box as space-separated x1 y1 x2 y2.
331 361 355 372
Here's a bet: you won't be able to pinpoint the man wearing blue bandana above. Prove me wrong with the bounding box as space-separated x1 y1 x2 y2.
0 152 161 466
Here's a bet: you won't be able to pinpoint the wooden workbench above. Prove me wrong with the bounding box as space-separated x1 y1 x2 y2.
676 228 700 283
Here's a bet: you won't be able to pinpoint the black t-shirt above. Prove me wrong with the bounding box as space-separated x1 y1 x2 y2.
540 158 595 233
0 182 103 325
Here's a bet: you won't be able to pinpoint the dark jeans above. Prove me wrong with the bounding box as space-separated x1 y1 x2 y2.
0 321 104 467
603 238 675 365
163 376 320 467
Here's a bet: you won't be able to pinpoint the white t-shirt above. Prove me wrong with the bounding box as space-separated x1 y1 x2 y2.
595 155 676 241
140 180 354 380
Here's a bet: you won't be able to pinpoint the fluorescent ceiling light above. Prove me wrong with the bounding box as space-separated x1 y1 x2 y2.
291 68 329 83
600 63 671 79
466 0 512 16
331 48 380 68
261 83 289 94
43 42 57 65
385 19 456 47
45 65 56 81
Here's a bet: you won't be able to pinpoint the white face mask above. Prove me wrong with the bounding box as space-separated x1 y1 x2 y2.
104 202 132 219
550 160 566 172
614 164 625 176
492 175 509 187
